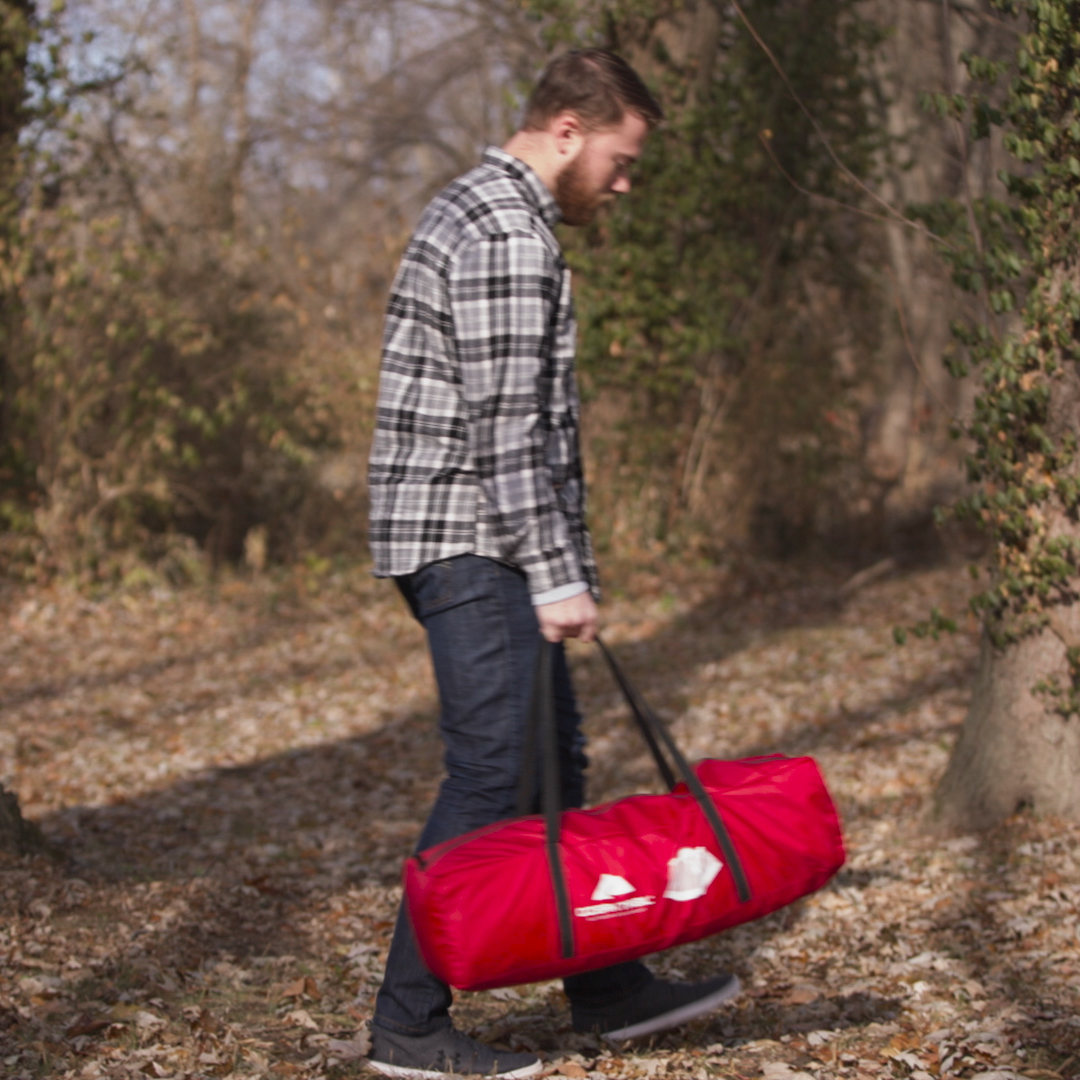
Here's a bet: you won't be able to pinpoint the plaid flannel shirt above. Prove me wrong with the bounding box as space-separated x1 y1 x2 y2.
367 146 599 601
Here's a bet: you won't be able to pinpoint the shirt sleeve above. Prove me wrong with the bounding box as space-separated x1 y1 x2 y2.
447 230 586 596
531 580 589 607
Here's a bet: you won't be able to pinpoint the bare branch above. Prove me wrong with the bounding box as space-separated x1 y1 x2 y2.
727 0 926 231
755 131 954 251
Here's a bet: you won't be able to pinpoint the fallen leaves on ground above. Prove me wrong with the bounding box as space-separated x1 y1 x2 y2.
0 559 1078 1079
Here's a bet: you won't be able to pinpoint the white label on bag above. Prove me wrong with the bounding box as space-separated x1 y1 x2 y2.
574 895 656 920
575 873 656 919
590 874 636 902
664 847 723 901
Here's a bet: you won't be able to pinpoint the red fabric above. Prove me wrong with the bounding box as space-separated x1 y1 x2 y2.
404 755 845 991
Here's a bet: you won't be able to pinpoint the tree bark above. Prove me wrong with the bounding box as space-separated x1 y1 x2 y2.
931 630 1080 831
0 0 35 481
931 273 1080 833
0 782 53 857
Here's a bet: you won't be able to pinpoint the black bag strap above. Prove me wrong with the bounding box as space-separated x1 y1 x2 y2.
517 638 674 813
517 634 752 962
597 643 678 791
520 639 575 959
595 637 752 904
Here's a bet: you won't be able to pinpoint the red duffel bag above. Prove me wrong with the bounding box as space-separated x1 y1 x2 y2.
404 639 845 992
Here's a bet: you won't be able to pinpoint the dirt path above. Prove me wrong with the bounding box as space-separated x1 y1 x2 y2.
2 560 1078 1079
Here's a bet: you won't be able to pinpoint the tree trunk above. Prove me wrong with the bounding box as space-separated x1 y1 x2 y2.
932 272 1080 832
0 0 35 478
931 630 1080 832
0 782 53 857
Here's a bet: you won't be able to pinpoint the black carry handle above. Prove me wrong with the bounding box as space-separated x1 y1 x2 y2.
609 660 678 792
517 634 754 964
516 638 674 814
595 637 752 905
518 639 576 960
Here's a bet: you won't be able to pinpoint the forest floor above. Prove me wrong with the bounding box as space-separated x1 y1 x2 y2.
2 556 1080 1080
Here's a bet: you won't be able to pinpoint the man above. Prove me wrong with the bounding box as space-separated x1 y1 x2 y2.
366 49 740 1080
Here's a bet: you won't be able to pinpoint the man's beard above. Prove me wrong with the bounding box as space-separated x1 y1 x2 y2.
555 154 609 226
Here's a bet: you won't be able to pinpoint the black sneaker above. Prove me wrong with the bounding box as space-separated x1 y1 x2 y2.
368 1024 542 1079
571 972 741 1041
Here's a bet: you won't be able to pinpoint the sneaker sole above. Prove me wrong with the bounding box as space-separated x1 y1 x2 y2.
602 974 742 1041
367 1056 544 1079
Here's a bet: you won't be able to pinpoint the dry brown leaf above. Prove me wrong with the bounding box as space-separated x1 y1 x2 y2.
325 1032 371 1060
186 1008 222 1035
135 1010 166 1033
279 977 308 999
65 1016 113 1038
555 1063 588 1078
887 1034 921 1054
283 1008 319 1030
762 1064 816 1080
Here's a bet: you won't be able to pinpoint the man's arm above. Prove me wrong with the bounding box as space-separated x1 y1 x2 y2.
448 231 589 600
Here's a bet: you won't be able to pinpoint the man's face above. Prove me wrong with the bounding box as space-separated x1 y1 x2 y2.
555 110 650 227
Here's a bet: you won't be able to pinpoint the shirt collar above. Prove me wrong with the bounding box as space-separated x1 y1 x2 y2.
482 146 561 229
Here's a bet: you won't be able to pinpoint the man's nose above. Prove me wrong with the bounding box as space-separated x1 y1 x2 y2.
612 173 631 194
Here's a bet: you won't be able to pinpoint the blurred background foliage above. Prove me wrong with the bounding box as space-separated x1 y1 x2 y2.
0 0 1022 585
560 0 891 557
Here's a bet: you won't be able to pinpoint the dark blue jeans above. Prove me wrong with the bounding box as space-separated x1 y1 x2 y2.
372 554 649 1035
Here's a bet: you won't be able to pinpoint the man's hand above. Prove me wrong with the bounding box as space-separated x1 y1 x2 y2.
535 591 599 643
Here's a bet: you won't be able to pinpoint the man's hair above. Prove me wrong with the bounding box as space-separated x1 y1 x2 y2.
523 48 664 132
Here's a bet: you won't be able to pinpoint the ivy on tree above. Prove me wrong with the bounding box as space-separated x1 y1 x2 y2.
917 0 1080 713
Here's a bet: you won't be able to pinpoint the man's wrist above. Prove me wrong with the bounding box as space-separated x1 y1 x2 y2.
531 581 589 607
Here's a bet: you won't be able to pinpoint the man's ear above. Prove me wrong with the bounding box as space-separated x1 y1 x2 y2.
550 111 586 158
